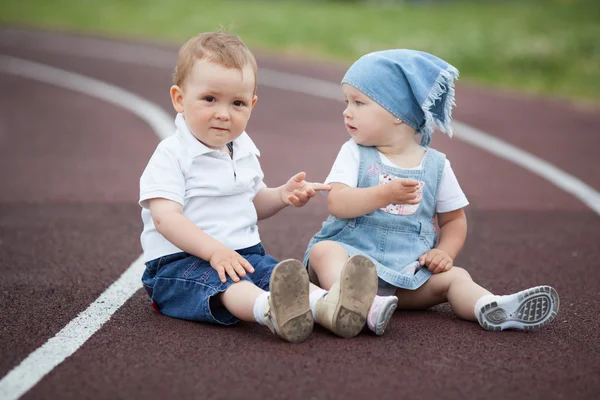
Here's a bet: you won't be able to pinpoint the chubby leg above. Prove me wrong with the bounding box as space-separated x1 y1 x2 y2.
221 259 313 343
396 266 560 331
308 240 349 289
394 266 490 320
220 280 265 321
308 241 395 337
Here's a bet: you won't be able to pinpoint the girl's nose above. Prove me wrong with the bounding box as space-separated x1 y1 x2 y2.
342 106 351 119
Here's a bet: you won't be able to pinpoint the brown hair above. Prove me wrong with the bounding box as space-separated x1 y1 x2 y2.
173 31 258 93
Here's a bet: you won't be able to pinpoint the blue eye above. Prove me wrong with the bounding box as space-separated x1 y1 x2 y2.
355 101 364 106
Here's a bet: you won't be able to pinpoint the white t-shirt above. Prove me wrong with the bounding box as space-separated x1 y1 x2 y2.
325 140 468 213
139 113 267 262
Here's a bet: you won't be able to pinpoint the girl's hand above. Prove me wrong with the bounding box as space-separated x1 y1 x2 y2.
419 248 453 274
383 178 421 205
281 172 331 207
209 247 255 283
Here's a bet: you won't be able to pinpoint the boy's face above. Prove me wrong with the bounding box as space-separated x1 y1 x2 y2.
170 59 257 149
341 84 398 146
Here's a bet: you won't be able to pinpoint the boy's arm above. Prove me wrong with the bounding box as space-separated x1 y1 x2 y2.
253 186 287 220
148 198 254 282
419 208 467 274
253 172 330 220
327 179 421 219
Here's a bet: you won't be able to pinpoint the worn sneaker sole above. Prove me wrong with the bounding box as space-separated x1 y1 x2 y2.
332 255 379 338
477 286 559 331
269 259 313 343
371 296 398 336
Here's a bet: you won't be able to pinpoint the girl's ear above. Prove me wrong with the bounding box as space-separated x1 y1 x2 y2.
170 85 184 113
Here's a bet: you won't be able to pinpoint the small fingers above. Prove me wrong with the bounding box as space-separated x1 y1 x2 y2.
225 264 240 282
293 190 309 204
240 257 255 273
232 261 247 278
310 183 331 192
288 195 300 206
216 265 227 283
428 255 443 272
400 178 419 187
433 259 447 274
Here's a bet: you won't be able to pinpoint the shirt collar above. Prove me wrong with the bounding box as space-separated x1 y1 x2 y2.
175 113 260 158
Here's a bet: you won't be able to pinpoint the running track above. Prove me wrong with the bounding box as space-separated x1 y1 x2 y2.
1 28 599 400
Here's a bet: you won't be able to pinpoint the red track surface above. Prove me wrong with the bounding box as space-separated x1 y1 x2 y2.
1 29 599 400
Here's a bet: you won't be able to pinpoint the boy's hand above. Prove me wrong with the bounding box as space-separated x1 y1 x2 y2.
383 178 421 205
209 247 255 283
281 172 331 207
419 248 453 274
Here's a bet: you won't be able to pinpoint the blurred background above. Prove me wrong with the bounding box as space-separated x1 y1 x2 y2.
1 0 598 104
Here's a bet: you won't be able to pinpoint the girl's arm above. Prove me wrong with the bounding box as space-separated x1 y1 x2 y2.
435 208 467 260
327 178 420 219
418 208 467 273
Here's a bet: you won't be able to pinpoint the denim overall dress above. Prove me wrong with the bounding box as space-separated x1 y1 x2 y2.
304 144 446 291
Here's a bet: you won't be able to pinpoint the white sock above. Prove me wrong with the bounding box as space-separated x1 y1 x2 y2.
473 294 498 318
369 295 384 313
309 289 328 322
253 291 270 326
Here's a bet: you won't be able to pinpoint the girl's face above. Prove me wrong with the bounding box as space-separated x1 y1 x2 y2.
342 84 398 147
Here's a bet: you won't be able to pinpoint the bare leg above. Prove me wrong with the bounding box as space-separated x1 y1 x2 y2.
308 240 350 289
395 267 491 320
220 281 264 322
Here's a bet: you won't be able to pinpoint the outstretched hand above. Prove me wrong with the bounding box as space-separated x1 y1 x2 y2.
281 172 331 207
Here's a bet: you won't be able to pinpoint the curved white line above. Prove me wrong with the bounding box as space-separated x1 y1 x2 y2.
0 56 173 400
2 29 598 214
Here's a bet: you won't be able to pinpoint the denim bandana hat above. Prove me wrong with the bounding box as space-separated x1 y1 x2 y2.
341 49 459 147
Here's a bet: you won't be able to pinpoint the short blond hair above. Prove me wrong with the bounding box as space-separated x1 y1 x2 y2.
173 31 258 93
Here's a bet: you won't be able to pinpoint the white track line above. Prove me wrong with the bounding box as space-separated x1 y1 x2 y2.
0 56 173 400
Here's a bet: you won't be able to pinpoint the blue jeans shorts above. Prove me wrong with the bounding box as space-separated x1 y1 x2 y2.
141 243 278 325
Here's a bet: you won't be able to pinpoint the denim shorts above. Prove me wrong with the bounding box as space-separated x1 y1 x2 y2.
141 243 278 325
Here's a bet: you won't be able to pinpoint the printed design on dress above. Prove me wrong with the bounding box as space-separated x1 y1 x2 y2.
378 173 424 216
367 162 381 177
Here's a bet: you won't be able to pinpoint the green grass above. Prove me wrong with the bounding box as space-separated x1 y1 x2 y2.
1 0 599 103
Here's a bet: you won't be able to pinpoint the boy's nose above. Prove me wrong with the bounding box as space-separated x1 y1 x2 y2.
342 107 352 119
215 107 230 120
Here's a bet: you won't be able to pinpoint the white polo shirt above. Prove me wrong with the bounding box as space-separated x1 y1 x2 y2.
139 113 267 262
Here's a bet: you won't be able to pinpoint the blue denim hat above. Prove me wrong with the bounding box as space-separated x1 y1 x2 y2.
341 49 459 147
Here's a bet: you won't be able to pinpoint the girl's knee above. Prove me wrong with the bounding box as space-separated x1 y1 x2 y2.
309 241 340 263
449 266 472 281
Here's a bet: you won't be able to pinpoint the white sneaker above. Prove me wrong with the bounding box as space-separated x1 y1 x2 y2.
476 286 559 331
367 295 398 336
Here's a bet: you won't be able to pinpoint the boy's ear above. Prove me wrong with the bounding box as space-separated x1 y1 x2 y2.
251 95 258 109
170 85 184 113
